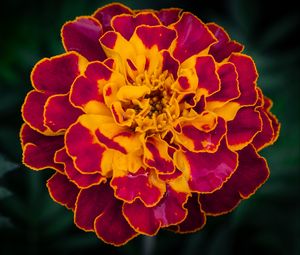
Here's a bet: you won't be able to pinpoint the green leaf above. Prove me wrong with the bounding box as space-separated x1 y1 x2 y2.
0 154 18 178
0 187 12 199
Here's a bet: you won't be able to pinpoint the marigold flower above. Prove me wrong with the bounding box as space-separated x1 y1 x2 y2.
20 3 280 246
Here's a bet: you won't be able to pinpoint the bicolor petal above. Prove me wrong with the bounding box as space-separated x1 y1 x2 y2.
208 23 244 62
47 172 79 210
172 13 216 62
31 52 87 94
123 186 188 235
111 168 165 206
227 107 262 151
62 17 106 61
21 124 64 171
200 144 269 215
175 139 238 193
55 148 105 188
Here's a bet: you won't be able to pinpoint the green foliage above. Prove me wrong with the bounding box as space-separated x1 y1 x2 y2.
0 0 299 255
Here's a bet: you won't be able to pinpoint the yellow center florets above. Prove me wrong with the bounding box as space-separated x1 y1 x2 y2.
122 70 179 134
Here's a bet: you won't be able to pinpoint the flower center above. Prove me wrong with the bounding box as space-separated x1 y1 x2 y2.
122 70 179 134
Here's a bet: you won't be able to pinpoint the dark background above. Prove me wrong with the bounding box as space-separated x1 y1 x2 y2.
0 0 299 254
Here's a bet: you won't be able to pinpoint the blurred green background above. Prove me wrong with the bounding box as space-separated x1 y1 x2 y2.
0 0 299 254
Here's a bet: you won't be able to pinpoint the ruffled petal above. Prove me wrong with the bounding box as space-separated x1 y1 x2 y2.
208 23 244 62
229 53 258 106
65 120 106 174
200 144 269 215
227 107 262 151
169 194 206 233
178 116 226 153
55 148 105 188
74 183 137 245
111 168 166 206
144 136 175 174
172 13 216 63
47 172 79 210
44 94 82 133
20 124 64 171
93 3 133 32
131 25 177 51
31 52 87 94
123 186 188 235
156 8 182 26
175 139 238 193
70 61 115 114
252 108 276 151
112 12 160 40
22 90 49 133
206 62 240 108
61 17 106 61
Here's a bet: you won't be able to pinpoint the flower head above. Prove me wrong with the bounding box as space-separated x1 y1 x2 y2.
20 3 280 246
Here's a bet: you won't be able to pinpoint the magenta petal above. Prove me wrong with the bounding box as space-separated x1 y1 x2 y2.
156 8 182 26
123 186 188 235
112 12 160 40
74 183 114 231
62 17 106 61
172 13 216 62
229 53 258 106
200 144 269 215
22 90 48 132
44 94 82 132
65 122 105 174
208 23 244 62
21 124 64 171
55 148 104 188
183 139 238 193
47 172 79 210
170 194 206 233
135 25 177 51
31 52 83 94
93 3 133 32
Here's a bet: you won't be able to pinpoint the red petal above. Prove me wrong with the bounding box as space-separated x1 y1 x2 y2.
20 124 64 171
179 139 238 193
162 50 179 79
111 168 165 206
156 8 182 26
93 3 133 32
200 144 269 215
227 107 262 150
74 184 114 231
144 136 175 174
94 198 138 246
172 13 216 62
112 12 160 40
123 186 188 235
55 148 105 189
134 25 177 51
75 183 137 245
229 53 258 106
208 23 244 62
195 56 220 95
22 90 48 132
47 172 79 210
180 117 226 152
170 194 206 233
44 94 82 132
62 17 106 61
70 62 112 110
31 52 84 94
252 108 276 151
65 122 105 174
207 62 240 105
